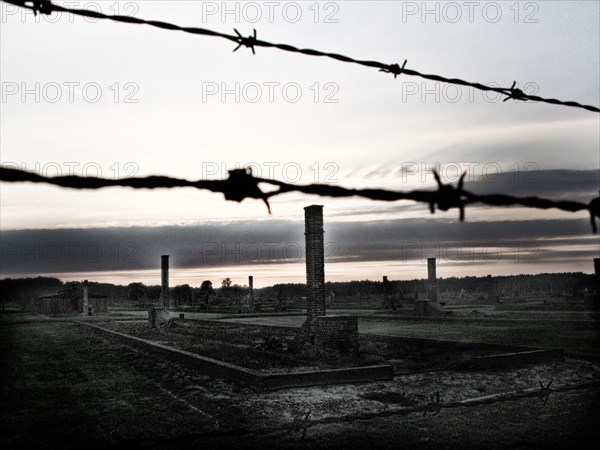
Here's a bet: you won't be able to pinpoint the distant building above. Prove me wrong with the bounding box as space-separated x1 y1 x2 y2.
37 285 107 315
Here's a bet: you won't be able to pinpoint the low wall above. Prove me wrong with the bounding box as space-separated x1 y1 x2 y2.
360 333 534 352
76 322 393 391
359 315 599 326
456 349 563 369
265 365 393 390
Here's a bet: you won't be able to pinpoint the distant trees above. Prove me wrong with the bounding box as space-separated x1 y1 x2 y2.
219 278 247 305
1 272 595 310
127 282 148 303
0 276 64 308
259 283 305 300
200 280 213 292
196 280 213 309
171 284 193 306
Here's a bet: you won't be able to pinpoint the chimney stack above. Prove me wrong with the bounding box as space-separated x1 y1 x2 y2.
427 258 437 301
161 255 170 309
305 205 326 321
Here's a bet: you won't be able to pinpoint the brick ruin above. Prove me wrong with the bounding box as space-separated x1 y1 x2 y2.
299 205 359 355
37 280 107 315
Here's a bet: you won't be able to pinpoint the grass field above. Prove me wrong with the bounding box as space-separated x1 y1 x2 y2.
0 321 217 449
216 314 600 358
2 311 600 448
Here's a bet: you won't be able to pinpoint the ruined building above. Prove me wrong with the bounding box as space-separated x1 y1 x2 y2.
37 280 107 315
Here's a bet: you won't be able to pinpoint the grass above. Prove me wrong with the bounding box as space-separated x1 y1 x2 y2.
2 314 599 449
214 313 599 359
219 315 305 327
0 322 216 449
98 320 384 372
357 320 600 357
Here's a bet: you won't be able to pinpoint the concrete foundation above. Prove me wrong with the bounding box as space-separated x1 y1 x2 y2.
77 321 392 391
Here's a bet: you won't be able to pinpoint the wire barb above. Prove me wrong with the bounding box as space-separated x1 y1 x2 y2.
3 0 599 113
430 170 468 222
380 59 408 79
1 166 598 232
233 28 257 54
222 168 271 213
31 0 51 15
503 81 528 102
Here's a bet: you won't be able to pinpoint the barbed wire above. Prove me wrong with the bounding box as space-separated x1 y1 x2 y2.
4 0 599 113
2 166 598 233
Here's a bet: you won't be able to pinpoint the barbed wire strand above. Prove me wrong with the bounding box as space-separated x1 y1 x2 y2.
4 0 599 113
2 166 598 233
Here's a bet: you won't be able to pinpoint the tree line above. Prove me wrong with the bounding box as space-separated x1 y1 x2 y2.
1 272 596 307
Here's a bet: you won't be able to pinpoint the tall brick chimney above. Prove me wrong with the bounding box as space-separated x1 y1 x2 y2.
427 257 437 301
305 205 326 321
160 255 170 309
299 205 360 355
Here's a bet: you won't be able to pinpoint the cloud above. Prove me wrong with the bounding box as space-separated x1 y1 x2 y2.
466 169 599 202
1 217 596 277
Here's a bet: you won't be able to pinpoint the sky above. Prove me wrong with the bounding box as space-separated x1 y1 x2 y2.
1 0 599 287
